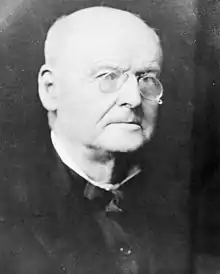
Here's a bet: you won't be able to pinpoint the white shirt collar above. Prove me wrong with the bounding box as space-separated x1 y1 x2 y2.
51 131 141 191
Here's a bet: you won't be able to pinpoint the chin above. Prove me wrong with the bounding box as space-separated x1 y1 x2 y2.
97 133 147 153
110 142 144 153
93 125 155 153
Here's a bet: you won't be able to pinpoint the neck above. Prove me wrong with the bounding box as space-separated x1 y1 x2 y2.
78 148 116 184
53 131 141 185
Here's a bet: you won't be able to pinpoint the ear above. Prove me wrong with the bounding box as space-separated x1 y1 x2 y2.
38 64 59 111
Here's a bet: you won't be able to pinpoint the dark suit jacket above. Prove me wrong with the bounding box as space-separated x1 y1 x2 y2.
0 128 189 274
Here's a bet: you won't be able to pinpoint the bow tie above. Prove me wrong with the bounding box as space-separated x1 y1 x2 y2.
84 182 124 212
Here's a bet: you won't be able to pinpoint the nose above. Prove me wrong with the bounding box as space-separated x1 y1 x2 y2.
116 74 142 108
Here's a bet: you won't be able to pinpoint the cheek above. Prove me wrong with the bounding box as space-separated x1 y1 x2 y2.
58 92 112 136
57 75 117 134
141 103 158 125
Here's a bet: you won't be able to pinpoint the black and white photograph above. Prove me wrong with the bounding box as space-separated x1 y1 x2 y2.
0 0 219 273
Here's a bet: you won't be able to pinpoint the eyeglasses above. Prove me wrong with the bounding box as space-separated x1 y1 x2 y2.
98 70 163 104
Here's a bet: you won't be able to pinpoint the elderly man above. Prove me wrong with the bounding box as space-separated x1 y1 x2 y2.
0 6 188 274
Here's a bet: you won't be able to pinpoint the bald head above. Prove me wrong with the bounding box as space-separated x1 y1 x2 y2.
39 6 163 153
44 6 161 68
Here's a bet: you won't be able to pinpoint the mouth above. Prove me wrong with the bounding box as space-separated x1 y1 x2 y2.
110 119 141 125
107 121 142 128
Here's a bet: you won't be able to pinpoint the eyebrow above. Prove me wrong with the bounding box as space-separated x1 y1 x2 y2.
89 64 127 76
89 62 161 76
139 61 162 74
135 67 161 75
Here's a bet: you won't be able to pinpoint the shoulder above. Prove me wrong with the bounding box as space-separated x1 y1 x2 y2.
0 219 60 274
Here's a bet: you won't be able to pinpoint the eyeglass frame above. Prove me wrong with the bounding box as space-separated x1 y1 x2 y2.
96 69 163 104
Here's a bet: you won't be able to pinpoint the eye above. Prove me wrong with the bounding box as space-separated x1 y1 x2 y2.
98 71 122 93
142 75 155 83
96 71 119 81
139 74 159 85
137 70 159 79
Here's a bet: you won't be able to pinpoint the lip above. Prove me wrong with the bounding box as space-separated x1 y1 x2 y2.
107 122 142 128
109 120 141 125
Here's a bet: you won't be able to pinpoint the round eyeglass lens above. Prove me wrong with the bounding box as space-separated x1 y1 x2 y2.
140 76 163 101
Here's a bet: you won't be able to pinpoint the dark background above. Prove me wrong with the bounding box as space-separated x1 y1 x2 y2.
192 0 220 266
1 0 213 270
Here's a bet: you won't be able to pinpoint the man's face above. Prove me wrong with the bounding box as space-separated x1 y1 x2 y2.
53 21 162 153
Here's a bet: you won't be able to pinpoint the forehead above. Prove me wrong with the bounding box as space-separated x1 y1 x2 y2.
56 13 162 73
64 34 161 75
